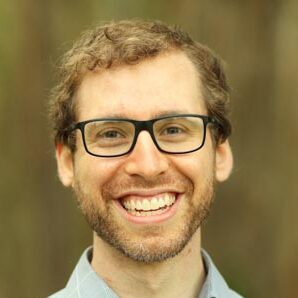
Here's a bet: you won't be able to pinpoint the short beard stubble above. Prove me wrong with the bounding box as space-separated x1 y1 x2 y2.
73 168 215 264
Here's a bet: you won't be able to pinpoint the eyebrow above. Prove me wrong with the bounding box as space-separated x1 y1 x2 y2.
152 110 191 118
91 110 192 120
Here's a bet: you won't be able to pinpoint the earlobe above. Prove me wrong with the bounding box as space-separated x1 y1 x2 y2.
215 139 233 182
55 143 74 187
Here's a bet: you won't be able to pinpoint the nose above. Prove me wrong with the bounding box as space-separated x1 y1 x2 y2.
123 131 169 179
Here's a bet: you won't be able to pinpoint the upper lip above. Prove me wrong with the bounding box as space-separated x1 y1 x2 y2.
114 189 183 200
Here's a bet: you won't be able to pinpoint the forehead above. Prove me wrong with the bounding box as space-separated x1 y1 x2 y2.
76 51 206 120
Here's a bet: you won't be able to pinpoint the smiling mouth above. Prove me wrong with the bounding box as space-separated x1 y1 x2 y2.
120 193 177 217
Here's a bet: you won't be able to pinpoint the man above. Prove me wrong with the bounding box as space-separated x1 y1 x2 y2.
48 19 243 298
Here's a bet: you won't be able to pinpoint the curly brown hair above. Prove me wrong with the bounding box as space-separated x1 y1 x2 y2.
48 19 231 150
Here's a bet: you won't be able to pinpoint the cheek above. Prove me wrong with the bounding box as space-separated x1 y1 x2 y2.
74 154 124 188
170 148 215 183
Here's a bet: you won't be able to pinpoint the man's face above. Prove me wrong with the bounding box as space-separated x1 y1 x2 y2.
57 51 232 263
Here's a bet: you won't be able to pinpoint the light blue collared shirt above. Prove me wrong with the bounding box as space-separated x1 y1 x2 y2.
48 247 243 298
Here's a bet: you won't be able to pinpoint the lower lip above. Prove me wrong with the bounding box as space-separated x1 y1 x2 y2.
114 194 182 225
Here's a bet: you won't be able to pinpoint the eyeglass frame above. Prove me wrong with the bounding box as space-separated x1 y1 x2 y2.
67 114 219 158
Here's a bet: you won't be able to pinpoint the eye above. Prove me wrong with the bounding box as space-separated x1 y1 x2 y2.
92 128 128 147
84 121 133 149
101 130 124 139
160 124 185 136
162 126 184 135
156 122 191 143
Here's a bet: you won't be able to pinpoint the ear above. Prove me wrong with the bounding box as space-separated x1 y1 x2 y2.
215 139 233 182
55 143 74 187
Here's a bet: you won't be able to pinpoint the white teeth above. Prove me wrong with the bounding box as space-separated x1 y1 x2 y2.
123 201 131 209
142 199 151 211
158 198 164 207
167 194 175 206
150 198 159 210
131 200 136 210
136 201 142 210
164 194 170 206
122 193 176 214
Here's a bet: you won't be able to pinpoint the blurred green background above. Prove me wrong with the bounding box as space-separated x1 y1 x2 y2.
0 0 297 297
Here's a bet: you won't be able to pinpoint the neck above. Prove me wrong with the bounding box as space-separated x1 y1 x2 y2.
91 230 206 298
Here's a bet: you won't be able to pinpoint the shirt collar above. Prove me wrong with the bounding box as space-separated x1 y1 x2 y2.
65 247 234 298
199 249 233 298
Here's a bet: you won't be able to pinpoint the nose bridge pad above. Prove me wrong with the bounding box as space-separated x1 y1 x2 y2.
133 120 157 151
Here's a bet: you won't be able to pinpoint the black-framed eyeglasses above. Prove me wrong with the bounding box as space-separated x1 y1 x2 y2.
67 114 218 157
